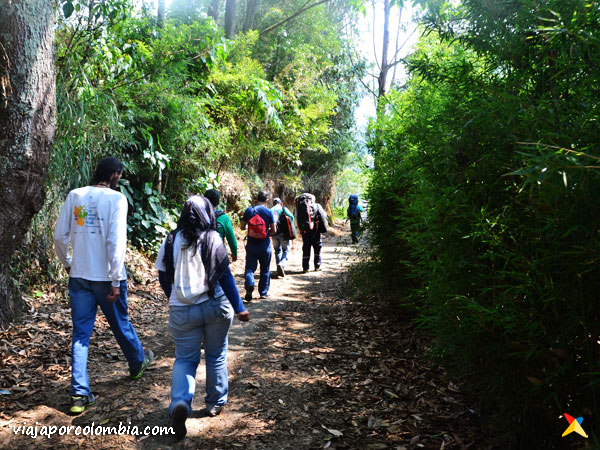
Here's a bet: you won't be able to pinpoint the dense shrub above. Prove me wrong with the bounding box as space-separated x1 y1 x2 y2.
367 1 600 446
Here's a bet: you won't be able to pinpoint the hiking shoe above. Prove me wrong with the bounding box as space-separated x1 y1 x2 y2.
244 291 253 302
204 405 224 417
171 403 188 440
130 349 154 380
69 393 96 415
276 264 285 277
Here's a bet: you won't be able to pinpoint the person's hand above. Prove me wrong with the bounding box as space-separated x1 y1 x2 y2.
237 311 250 322
232 254 238 262
107 286 120 302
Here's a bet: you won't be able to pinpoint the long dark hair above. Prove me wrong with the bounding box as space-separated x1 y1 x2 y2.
176 195 216 255
91 157 123 184
163 195 228 294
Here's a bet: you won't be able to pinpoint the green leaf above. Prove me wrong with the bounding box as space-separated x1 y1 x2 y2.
62 1 75 18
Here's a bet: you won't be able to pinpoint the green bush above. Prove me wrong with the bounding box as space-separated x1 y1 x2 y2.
367 1 600 447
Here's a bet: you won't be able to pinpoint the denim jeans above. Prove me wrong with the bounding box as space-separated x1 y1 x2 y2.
244 240 272 296
168 295 234 416
68 278 145 397
271 235 290 269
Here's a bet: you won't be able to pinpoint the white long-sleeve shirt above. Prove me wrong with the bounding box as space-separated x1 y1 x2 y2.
53 186 128 287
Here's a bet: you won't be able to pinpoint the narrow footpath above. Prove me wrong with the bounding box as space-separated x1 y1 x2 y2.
0 224 489 449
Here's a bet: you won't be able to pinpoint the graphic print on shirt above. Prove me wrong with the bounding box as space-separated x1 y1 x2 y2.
73 205 88 226
73 195 104 233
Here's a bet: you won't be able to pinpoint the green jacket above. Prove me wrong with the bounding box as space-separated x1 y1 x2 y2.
216 210 237 258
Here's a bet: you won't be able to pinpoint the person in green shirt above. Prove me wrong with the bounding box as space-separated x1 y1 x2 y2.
204 189 238 261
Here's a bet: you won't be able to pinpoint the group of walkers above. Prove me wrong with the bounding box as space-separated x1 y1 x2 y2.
52 157 354 441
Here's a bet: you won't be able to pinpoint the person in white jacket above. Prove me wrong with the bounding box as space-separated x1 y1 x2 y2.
53 157 153 414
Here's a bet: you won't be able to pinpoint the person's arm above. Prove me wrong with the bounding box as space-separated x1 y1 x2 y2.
240 207 251 231
267 209 277 236
106 195 128 289
155 239 171 298
219 267 250 321
53 194 72 272
221 215 238 261
158 270 171 298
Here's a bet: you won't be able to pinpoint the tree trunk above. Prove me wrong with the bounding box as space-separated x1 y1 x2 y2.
224 0 237 38
377 0 391 99
0 0 55 326
243 0 259 32
157 0 165 28
208 0 221 22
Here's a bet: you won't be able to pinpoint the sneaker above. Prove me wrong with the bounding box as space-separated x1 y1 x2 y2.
303 269 309 273
171 403 188 440
244 290 253 302
204 404 224 417
314 266 321 272
69 393 96 415
259 294 269 299
130 349 154 380
276 264 285 277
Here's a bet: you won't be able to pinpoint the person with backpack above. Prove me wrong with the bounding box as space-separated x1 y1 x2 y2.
271 197 296 277
204 189 238 262
53 157 153 415
295 193 328 273
347 194 364 244
155 195 249 440
240 191 276 301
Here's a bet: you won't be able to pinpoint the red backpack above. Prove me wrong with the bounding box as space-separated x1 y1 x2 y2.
247 208 268 239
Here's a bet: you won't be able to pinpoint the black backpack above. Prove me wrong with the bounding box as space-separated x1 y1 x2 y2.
277 207 297 240
295 194 314 233
314 205 328 234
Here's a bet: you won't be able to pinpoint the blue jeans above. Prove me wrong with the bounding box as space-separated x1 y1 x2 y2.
68 278 145 397
244 240 272 296
168 295 234 416
271 235 290 269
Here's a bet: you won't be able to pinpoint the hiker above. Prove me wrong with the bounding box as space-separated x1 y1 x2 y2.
204 189 238 262
295 193 328 273
270 197 296 277
347 194 364 244
240 190 276 301
155 195 249 440
53 157 153 415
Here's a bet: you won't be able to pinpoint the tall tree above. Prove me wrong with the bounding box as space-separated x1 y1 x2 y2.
0 0 55 326
208 0 221 22
157 0 165 28
243 0 259 32
224 0 237 38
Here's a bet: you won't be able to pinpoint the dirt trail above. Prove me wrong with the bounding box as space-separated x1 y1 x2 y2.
0 224 488 449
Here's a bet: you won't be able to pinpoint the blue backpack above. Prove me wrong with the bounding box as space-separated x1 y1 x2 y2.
347 195 360 219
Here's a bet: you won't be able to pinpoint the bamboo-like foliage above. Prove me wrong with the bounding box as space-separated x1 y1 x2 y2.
367 0 600 446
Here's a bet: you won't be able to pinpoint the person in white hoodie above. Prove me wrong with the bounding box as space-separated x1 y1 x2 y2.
53 157 153 414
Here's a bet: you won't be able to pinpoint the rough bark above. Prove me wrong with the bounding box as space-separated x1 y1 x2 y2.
0 1 55 326
224 0 237 38
208 0 221 22
243 0 259 32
